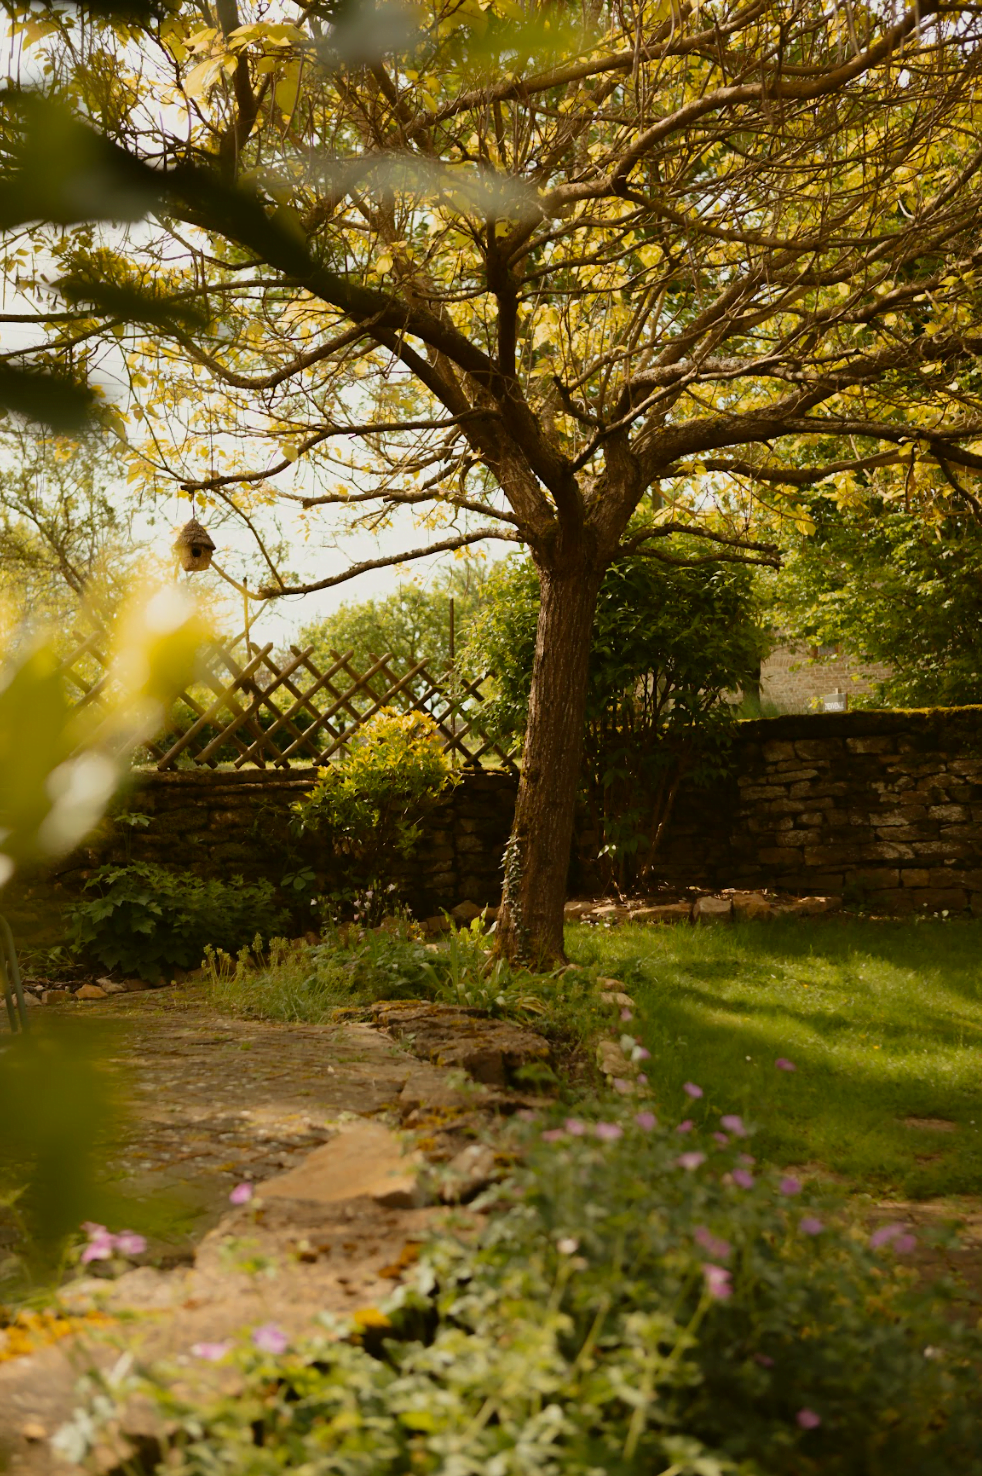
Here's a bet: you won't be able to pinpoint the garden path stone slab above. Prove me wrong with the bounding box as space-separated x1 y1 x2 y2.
0 983 518 1476
371 1000 552 1088
262 1120 423 1207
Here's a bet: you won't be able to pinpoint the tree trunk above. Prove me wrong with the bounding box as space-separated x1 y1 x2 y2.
496 559 604 968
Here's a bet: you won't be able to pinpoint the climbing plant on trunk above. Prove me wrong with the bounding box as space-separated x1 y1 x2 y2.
6 0 982 961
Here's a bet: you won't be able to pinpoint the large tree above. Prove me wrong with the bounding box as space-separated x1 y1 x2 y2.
5 0 982 960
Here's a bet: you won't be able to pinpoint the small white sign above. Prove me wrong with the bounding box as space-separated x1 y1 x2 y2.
821 691 848 713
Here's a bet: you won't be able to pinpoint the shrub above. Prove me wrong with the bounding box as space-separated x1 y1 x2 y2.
292 708 456 908
67 863 289 981
64 1099 982 1474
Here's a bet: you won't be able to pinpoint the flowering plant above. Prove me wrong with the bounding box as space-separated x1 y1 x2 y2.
64 1092 982 1475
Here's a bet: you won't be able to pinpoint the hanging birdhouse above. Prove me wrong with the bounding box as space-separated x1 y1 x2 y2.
173 518 216 573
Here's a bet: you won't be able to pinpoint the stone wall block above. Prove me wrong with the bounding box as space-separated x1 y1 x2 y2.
844 736 896 754
794 739 845 760
908 888 968 911
929 803 969 822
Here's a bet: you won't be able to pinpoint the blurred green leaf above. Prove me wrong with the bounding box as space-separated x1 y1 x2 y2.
0 363 94 430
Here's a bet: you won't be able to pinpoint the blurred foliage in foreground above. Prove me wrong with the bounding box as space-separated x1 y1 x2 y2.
0 583 209 1286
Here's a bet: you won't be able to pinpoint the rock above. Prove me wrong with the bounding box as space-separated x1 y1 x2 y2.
262 1121 423 1209
590 903 628 923
41 989 72 1005
421 914 452 937
96 975 116 989
794 895 842 916
75 983 108 1000
600 991 635 1009
629 902 692 925
440 1143 499 1203
563 900 597 922
23 992 41 1007
100 982 129 995
692 895 733 925
20 1421 46 1442
596 1038 632 1077
373 1000 552 1089
731 891 774 922
450 900 483 926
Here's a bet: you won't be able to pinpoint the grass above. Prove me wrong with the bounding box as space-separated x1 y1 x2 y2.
569 917 982 1199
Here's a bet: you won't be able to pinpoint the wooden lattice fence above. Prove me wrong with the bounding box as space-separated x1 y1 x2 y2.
58 621 519 773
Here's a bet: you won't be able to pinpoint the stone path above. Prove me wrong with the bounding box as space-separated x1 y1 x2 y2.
0 984 547 1474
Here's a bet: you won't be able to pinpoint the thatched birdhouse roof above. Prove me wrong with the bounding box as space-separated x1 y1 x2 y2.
173 518 216 572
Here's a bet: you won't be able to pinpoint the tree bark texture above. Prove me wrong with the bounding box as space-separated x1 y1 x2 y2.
496 560 604 968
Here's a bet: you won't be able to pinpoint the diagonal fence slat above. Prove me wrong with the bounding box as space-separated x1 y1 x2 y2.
52 615 520 772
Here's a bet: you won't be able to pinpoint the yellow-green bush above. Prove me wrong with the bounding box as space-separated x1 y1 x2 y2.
292 709 456 901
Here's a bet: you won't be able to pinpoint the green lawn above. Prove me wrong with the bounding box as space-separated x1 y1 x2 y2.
568 917 982 1199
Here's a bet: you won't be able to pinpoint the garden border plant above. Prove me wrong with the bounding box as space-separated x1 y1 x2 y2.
292 708 457 924
67 862 288 982
58 1074 982 1475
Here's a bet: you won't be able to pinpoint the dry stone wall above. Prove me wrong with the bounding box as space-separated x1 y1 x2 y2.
658 707 982 914
6 768 516 945
8 706 982 944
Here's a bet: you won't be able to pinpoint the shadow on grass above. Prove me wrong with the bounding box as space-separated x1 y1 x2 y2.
567 919 982 1199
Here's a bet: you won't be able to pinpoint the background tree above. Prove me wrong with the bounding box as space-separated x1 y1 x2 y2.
472 549 764 890
769 493 982 709
299 558 490 676
0 429 144 631
6 1 982 959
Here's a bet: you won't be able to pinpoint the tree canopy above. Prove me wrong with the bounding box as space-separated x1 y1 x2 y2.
5 0 982 957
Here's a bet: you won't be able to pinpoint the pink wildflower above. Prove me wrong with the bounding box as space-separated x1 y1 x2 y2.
229 1182 254 1205
779 1176 802 1196
775 1057 797 1072
796 1409 821 1430
676 1119 694 1134
252 1324 289 1355
620 1007 633 1021
738 1152 756 1165
702 1263 732 1300
720 1114 747 1138
683 1082 703 1099
594 1122 623 1142
677 1151 707 1171
114 1231 147 1256
564 1118 587 1136
713 1132 729 1146
694 1226 731 1260
191 1341 233 1362
612 1077 632 1095
870 1222 906 1249
80 1229 115 1265
634 1046 651 1061
894 1233 917 1254
637 1072 649 1085
800 1216 824 1236
634 1111 657 1130
732 1167 755 1189
541 1127 567 1142
754 1352 775 1368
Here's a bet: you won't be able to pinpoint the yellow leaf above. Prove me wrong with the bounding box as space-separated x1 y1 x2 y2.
274 59 302 115
184 57 220 99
